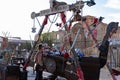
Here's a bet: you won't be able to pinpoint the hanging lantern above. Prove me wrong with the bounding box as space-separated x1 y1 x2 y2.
31 27 36 33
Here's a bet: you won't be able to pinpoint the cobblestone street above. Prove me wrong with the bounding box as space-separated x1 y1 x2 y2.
27 66 120 80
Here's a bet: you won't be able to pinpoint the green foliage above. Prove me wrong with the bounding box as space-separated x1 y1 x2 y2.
41 32 56 47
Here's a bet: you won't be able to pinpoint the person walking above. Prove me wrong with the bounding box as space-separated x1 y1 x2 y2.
35 44 45 80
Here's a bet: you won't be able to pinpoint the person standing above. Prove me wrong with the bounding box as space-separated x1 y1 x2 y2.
35 44 45 80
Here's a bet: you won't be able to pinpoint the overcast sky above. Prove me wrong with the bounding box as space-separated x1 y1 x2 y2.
0 0 120 40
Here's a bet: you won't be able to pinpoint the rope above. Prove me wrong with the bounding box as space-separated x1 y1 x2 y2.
70 28 80 51
59 12 75 52
70 8 84 80
48 14 59 23
33 18 35 28
47 14 59 33
84 22 99 47
35 17 42 28
69 8 83 51
61 12 75 30
23 16 48 70
60 32 71 51
60 11 84 80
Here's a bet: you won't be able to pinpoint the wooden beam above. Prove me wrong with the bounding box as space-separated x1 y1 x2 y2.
31 1 84 19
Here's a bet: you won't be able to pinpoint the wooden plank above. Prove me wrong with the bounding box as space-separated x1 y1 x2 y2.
39 1 84 16
39 5 69 16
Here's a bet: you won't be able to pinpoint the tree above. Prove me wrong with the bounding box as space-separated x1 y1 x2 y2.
40 32 56 47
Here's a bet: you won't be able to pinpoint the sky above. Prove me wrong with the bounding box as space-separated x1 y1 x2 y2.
0 0 120 40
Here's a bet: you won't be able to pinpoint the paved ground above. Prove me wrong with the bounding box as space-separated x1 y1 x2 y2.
27 67 37 80
27 66 120 80
27 67 55 80
99 66 114 80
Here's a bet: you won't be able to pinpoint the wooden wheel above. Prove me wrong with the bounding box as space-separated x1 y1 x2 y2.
43 57 56 73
